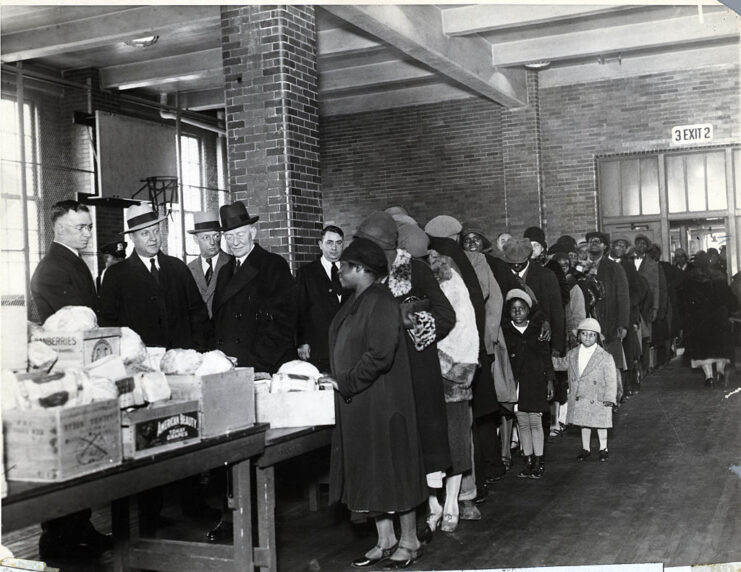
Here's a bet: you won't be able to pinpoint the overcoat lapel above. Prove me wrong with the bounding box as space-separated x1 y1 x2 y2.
130 251 165 293
190 258 208 293
214 255 259 310
578 346 605 380
207 252 230 299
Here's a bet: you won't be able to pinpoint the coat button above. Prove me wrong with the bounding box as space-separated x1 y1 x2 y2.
344 397 352 404
217 339 223 346
235 313 242 319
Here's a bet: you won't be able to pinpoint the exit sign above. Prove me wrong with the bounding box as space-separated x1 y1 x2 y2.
671 123 713 145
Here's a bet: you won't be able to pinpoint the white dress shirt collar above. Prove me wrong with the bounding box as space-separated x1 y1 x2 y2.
54 240 80 257
201 252 220 274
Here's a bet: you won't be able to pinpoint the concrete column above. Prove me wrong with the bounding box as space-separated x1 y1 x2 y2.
221 6 322 269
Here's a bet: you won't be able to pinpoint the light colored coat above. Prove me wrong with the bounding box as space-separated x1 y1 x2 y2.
553 344 617 428
187 251 232 318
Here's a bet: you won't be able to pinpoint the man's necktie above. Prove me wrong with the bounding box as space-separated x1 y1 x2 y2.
331 263 341 295
205 257 213 285
234 259 241 273
150 258 160 284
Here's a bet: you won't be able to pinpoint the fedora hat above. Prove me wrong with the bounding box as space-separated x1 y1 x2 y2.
502 237 533 264
188 209 221 235
219 201 259 233
122 204 166 234
100 241 127 259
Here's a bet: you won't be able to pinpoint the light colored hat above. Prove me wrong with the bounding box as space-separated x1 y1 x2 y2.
576 317 601 334
390 213 418 227
505 288 532 308
398 223 429 258
385 206 409 217
424 215 462 238
188 209 221 234
123 204 166 234
502 238 533 264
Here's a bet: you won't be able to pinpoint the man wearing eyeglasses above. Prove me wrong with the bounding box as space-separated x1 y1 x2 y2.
30 200 114 561
187 209 232 318
31 200 99 322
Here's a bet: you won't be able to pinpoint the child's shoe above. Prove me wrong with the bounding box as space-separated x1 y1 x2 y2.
599 449 609 462
517 456 533 478
530 456 545 479
576 449 591 461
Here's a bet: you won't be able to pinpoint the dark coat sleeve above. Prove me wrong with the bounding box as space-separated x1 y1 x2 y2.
295 264 313 347
178 261 212 351
336 293 400 398
614 262 631 332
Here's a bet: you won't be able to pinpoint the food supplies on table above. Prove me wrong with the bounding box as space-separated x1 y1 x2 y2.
121 400 200 459
42 305 97 332
160 348 235 376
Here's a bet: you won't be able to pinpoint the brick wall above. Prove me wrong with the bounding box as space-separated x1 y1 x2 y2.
321 64 741 248
321 98 505 237
221 5 321 268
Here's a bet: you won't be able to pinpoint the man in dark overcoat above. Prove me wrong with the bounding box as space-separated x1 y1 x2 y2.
207 201 296 541
295 224 347 373
187 209 232 318
211 201 296 372
586 231 630 395
99 204 210 350
30 200 113 561
31 200 99 321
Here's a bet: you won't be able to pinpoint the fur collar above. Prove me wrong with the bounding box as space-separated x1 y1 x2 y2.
388 248 412 297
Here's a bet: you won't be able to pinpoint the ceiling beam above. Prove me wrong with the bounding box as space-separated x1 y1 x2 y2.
1 5 220 63
441 4 625 36
100 48 222 91
317 27 384 57
170 88 226 112
320 60 436 94
492 9 740 66
323 4 527 108
321 83 476 117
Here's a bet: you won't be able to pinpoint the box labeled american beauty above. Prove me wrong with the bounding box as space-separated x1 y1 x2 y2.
3 399 122 482
121 400 200 459
167 367 255 438
30 327 121 372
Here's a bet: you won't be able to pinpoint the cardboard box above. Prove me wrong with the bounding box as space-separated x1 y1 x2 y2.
30 327 121 372
3 399 122 482
256 389 335 428
121 400 200 459
167 368 255 438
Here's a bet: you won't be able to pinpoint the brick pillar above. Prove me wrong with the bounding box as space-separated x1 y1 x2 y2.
221 6 322 269
501 71 544 238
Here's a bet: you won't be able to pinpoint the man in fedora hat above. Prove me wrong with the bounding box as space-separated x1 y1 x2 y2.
99 203 210 350
187 209 232 318
207 201 296 541
96 240 127 290
31 200 113 561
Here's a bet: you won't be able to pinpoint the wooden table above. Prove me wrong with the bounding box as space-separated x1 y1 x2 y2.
2 423 269 572
254 426 334 572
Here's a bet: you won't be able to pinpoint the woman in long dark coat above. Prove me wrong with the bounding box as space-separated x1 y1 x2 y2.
681 251 737 385
324 237 427 569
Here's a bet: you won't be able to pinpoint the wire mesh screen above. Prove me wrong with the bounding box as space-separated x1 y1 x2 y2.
0 71 228 323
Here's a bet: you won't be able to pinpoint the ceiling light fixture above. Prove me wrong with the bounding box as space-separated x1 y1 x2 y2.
523 61 550 71
124 35 159 48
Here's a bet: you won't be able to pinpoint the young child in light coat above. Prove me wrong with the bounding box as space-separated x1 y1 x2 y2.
552 318 617 461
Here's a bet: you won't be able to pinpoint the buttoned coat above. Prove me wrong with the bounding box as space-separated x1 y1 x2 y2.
99 251 210 350
295 258 346 372
502 318 554 413
187 251 232 318
554 344 617 428
328 283 427 513
31 242 99 322
636 255 660 320
211 244 296 373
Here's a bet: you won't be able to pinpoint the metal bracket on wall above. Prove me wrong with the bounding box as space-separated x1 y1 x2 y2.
132 176 179 217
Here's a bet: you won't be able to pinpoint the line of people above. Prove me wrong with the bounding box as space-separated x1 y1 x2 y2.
28 198 736 564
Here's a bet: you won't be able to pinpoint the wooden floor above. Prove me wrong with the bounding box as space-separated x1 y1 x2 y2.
3 356 741 571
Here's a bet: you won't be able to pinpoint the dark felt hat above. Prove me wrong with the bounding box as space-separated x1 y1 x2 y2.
340 237 389 277
188 209 221 234
547 235 577 255
503 237 533 264
585 231 610 245
100 241 127 258
355 211 398 251
524 226 547 249
460 223 492 250
219 201 259 232
611 235 632 246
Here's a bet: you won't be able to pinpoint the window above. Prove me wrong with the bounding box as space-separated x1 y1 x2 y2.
1 97 40 300
666 151 727 213
169 134 204 259
598 156 660 217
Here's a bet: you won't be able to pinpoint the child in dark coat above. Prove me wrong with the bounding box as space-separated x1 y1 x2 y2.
502 288 555 478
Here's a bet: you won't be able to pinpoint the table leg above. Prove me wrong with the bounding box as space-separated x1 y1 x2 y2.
231 460 254 572
255 465 276 572
111 497 130 572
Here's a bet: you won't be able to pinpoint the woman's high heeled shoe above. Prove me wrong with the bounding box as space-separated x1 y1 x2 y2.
351 543 398 568
383 545 423 569
440 513 459 533
419 511 442 544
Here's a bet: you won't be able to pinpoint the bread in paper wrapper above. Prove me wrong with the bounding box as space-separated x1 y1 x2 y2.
42 305 97 332
160 348 203 374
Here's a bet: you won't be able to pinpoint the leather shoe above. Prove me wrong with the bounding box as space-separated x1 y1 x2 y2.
206 520 233 542
384 545 423 569
473 487 488 504
459 500 482 521
351 543 398 568
599 449 609 462
576 449 591 461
